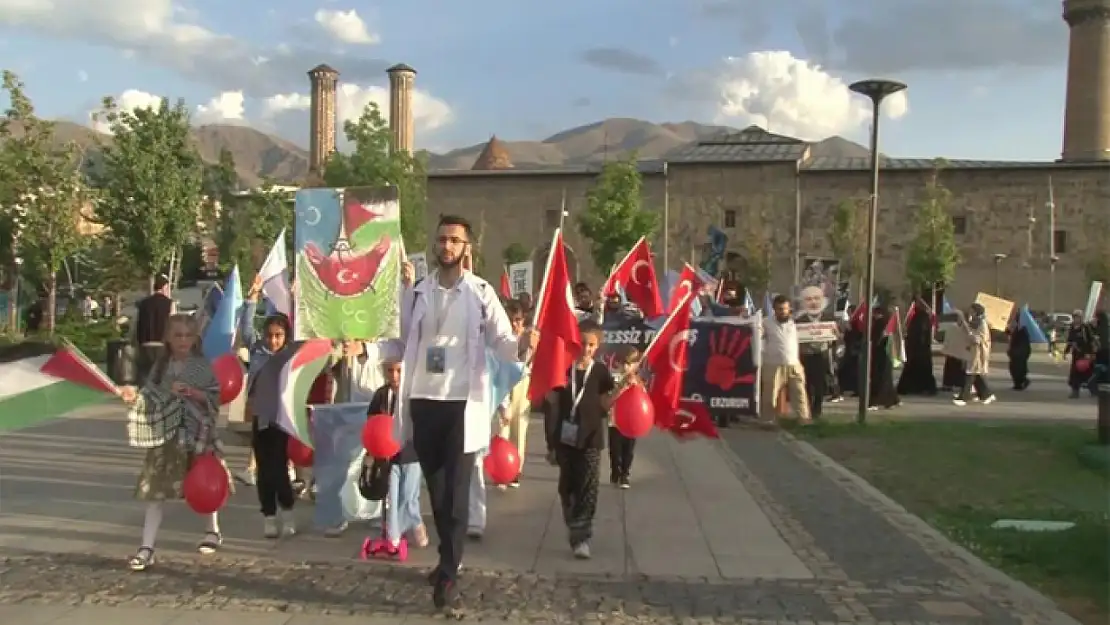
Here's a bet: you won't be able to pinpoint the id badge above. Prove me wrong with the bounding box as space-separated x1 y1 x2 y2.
426 346 446 374
560 421 579 446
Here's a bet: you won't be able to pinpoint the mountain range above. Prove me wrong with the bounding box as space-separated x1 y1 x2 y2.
41 118 871 187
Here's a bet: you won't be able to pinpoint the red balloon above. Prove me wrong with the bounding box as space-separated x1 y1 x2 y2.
183 454 230 514
613 384 654 439
211 353 244 405
287 437 314 467
484 436 520 485
362 413 400 459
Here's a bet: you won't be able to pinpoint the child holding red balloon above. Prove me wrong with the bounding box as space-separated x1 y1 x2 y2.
120 313 231 571
608 348 643 489
543 320 616 560
240 288 300 540
363 359 428 560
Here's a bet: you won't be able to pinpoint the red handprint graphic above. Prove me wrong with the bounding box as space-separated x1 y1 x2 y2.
703 327 754 391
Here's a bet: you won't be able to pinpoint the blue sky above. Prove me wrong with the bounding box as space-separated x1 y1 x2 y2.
0 0 1069 160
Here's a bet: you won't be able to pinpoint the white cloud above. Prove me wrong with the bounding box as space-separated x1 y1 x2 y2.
314 9 379 45
88 89 163 133
195 91 246 125
261 83 454 147
0 0 390 97
713 50 908 140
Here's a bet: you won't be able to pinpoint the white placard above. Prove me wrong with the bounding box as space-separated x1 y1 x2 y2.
508 261 533 297
408 252 428 282
1084 281 1103 321
795 321 839 343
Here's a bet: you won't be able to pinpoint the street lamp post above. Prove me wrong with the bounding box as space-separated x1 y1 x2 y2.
1050 255 1059 316
850 78 907 425
993 253 1008 295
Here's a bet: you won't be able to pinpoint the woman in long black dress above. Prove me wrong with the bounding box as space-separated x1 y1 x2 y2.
838 325 861 396
897 298 937 395
868 307 900 409
1006 320 1032 390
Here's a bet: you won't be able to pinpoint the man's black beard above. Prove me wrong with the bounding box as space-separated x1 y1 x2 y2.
437 255 462 269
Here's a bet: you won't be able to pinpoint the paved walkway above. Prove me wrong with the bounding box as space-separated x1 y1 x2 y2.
0 399 1083 624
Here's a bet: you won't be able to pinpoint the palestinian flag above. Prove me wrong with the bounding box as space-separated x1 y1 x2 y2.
886 306 907 369
252 339 333 447
40 339 120 396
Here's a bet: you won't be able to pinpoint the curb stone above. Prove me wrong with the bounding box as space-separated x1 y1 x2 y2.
774 430 1084 625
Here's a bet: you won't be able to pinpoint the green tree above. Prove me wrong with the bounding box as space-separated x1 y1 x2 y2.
578 155 658 271
0 70 93 332
84 234 145 315
323 102 427 250
201 147 238 237
905 160 960 294
829 197 868 294
91 95 205 288
502 242 530 265
215 181 292 277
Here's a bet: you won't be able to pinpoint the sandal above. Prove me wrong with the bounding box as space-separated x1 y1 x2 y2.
197 532 222 555
128 546 155 571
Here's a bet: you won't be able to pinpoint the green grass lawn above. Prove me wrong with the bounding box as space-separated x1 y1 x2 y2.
793 419 1109 625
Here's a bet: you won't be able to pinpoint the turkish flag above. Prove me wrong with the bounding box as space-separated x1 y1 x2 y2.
40 341 121 396
601 237 663 318
850 302 868 333
671 399 720 440
667 263 705 314
904 300 936 329
642 291 694 429
528 230 582 404
499 268 512 299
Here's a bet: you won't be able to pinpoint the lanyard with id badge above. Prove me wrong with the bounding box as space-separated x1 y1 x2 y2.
425 288 454 375
560 362 593 446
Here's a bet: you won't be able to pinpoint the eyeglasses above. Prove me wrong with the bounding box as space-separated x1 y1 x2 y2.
436 235 469 246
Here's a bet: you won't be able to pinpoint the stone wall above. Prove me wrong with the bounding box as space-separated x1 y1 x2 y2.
427 162 1107 311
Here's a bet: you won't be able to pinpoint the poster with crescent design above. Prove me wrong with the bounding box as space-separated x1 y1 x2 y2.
294 186 402 340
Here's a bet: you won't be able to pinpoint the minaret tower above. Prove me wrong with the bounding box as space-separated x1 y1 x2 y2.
308 64 339 173
387 64 417 155
1061 0 1110 161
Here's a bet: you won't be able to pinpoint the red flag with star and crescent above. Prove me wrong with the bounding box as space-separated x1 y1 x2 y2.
672 399 720 440
668 263 706 314
642 291 695 430
601 237 664 318
528 229 582 404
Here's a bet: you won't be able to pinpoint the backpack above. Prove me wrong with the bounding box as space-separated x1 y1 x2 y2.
358 458 391 502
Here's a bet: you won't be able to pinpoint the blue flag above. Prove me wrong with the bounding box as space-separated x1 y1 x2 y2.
942 296 954 314
743 288 755 312
763 292 774 317
486 349 525 419
1018 304 1048 344
202 265 244 359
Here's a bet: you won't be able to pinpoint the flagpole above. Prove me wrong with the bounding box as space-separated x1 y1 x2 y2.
1048 176 1057 316
532 228 561 327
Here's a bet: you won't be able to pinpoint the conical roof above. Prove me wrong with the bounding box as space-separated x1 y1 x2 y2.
472 135 513 170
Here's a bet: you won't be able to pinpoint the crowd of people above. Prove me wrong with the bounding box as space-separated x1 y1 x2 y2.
118 216 1108 616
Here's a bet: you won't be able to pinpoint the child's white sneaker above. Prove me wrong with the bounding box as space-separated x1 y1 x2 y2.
263 516 279 539
573 542 591 559
280 510 297 537
323 521 348 537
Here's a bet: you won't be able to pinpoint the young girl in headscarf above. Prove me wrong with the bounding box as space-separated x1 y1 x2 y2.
120 314 229 571
240 278 298 538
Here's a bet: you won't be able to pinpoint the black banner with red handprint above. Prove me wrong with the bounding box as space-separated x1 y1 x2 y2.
682 319 758 416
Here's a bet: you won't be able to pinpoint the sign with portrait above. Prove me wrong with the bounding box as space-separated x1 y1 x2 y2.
798 257 841 315
682 319 760 416
508 261 533 297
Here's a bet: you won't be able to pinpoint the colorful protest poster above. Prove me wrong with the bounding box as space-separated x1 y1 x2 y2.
294 186 402 340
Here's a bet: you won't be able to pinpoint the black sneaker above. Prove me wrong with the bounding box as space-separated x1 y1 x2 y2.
510 475 521 488
609 471 619 485
618 476 631 490
433 579 462 615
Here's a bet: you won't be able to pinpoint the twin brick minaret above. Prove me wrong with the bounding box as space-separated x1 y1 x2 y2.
307 62 417 174
1062 0 1110 161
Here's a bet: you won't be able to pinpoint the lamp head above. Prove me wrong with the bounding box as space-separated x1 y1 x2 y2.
849 79 907 103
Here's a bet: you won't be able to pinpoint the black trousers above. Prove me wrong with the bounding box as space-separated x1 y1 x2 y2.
411 399 472 583
958 374 992 401
607 427 636 478
556 444 600 546
251 421 294 516
800 351 828 418
1009 356 1030 389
